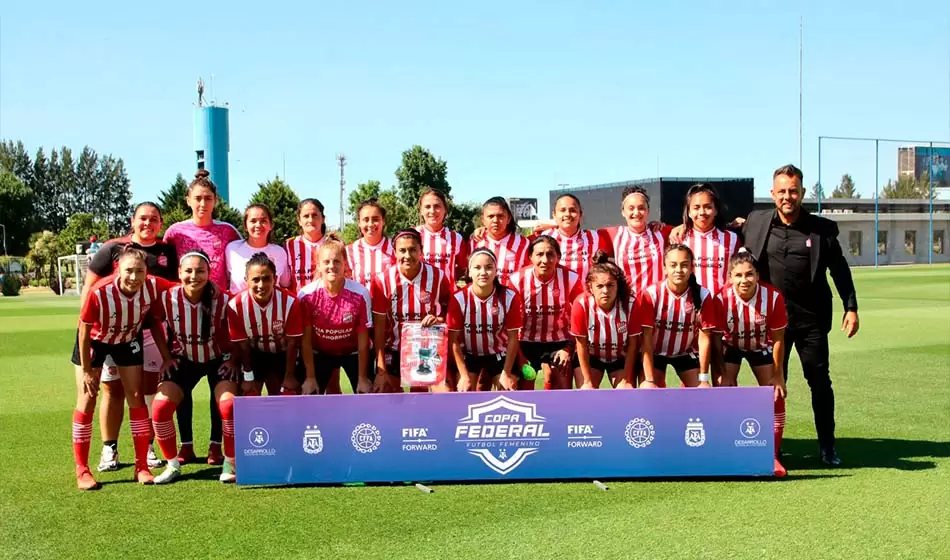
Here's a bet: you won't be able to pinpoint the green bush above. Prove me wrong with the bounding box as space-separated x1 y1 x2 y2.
39 278 49 287
1 274 22 296
29 280 39 287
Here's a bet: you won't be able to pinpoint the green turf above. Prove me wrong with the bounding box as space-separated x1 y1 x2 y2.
1 267 948 559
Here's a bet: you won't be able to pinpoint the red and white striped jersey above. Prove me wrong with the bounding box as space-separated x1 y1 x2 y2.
538 228 608 281
683 227 740 294
371 263 451 350
602 226 666 296
160 286 230 363
346 237 395 290
570 294 642 363
508 265 583 343
80 276 168 344
720 282 788 353
470 233 531 286
447 285 524 356
417 226 467 288
285 235 327 292
638 281 722 357
228 288 304 354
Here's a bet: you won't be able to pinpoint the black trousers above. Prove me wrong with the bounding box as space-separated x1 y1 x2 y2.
782 322 835 449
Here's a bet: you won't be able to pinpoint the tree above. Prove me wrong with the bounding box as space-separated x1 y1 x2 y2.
0 140 33 187
95 155 132 235
158 174 190 215
807 181 824 199
57 148 77 219
27 231 59 282
394 145 450 209
882 173 937 199
347 180 383 217
73 147 99 217
56 213 109 259
248 176 301 243
31 147 65 233
213 200 244 232
0 169 33 255
831 174 860 198
378 187 416 237
159 207 189 237
445 201 481 238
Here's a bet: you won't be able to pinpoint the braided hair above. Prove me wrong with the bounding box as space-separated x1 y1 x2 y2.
179 249 217 342
664 243 703 309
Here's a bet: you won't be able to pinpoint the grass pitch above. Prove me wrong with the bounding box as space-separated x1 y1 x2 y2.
1 266 948 559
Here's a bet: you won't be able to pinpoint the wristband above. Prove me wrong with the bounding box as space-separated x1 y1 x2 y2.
698 372 711 383
243 370 255 382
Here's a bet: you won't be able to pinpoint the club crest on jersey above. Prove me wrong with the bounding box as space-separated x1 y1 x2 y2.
272 320 284 335
551 288 560 301
419 291 431 305
754 314 767 325
618 321 627 335
342 312 354 324
157 255 168 267
684 301 695 314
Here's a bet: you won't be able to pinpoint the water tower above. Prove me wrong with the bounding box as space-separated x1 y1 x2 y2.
193 78 230 203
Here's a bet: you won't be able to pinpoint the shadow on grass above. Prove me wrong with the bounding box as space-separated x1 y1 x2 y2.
782 437 950 471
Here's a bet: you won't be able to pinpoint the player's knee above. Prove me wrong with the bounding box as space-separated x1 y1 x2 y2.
217 395 234 419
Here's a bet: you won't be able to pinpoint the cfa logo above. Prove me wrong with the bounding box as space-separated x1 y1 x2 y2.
625 418 655 448
351 423 381 454
685 418 706 447
454 396 549 476
302 425 323 455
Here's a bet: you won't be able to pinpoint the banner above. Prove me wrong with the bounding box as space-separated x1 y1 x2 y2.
234 387 774 486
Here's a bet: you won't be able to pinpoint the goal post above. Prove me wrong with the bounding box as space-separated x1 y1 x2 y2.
56 254 90 296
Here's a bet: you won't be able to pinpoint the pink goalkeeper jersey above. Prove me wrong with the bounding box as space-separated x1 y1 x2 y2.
163 220 242 291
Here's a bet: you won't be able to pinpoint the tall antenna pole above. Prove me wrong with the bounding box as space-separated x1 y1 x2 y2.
337 154 347 231
799 16 803 167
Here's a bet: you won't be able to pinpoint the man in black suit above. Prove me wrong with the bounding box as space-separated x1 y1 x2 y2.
743 164 859 465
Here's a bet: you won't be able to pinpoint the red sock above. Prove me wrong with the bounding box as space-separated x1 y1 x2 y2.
151 399 179 460
774 396 786 457
129 407 152 469
72 410 93 469
218 398 235 459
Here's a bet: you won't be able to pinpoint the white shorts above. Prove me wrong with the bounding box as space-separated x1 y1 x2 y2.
101 331 161 382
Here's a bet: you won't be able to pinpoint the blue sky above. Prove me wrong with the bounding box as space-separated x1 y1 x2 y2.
2 1 949 226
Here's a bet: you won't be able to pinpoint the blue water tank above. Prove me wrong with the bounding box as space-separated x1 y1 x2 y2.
193 106 230 204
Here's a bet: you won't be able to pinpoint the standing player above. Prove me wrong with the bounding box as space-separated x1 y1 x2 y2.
601 186 666 296
161 170 241 466
678 184 740 294
570 252 641 389
150 250 239 484
80 202 177 472
509 236 584 390
721 250 789 476
371 230 451 393
346 199 395 291
228 253 304 397
226 204 291 293
416 189 468 289
471 197 531 286
639 244 721 388
447 248 523 392
71 246 174 490
285 198 329 292
536 194 609 281
299 241 373 394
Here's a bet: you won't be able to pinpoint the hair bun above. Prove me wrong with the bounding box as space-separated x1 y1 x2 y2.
195 169 210 179
591 250 610 265
737 247 749 254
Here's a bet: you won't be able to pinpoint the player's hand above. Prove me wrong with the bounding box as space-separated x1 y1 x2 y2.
639 379 657 389
241 380 257 396
841 311 859 338
356 377 373 394
83 368 101 397
616 379 635 389
552 349 571 369
669 224 686 244
159 358 178 378
301 377 319 395
420 314 439 328
373 370 390 393
500 371 519 391
216 361 236 381
533 222 554 236
470 227 486 243
698 381 712 389
773 376 788 399
647 221 666 234
580 380 595 390
281 375 301 395
457 373 473 392
727 217 746 230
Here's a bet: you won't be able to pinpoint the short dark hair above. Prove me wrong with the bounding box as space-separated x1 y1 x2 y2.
621 185 650 207
773 164 803 182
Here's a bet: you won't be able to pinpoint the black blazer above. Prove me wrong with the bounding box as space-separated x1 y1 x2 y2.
742 209 858 332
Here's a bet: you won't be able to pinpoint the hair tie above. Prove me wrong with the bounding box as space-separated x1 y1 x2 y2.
180 251 210 264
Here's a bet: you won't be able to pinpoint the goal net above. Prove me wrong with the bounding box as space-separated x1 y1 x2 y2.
56 254 90 296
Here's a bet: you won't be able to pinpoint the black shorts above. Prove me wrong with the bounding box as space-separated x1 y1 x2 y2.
71 329 144 368
251 349 287 382
572 354 626 373
724 346 773 368
521 340 572 372
296 351 368 390
162 356 229 393
383 350 402 378
653 353 700 375
462 353 506 378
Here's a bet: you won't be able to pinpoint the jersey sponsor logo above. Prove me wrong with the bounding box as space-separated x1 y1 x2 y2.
685 418 706 448
465 322 498 335
454 396 549 475
524 303 560 316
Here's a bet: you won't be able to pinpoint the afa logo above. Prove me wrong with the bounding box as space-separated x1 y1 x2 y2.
454 396 549 476
685 418 706 447
302 425 323 455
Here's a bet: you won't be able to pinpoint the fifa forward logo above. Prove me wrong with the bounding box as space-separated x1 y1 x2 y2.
303 425 323 455
455 396 549 476
685 418 706 447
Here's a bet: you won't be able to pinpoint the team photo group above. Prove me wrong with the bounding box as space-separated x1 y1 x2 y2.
69 163 860 491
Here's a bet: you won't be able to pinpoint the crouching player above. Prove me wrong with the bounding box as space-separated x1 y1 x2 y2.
71 246 174 490
720 249 789 476
150 251 239 484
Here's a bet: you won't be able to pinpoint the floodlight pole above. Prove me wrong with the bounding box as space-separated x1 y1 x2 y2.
929 142 935 265
874 140 879 269
0 224 7 256
816 137 822 214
